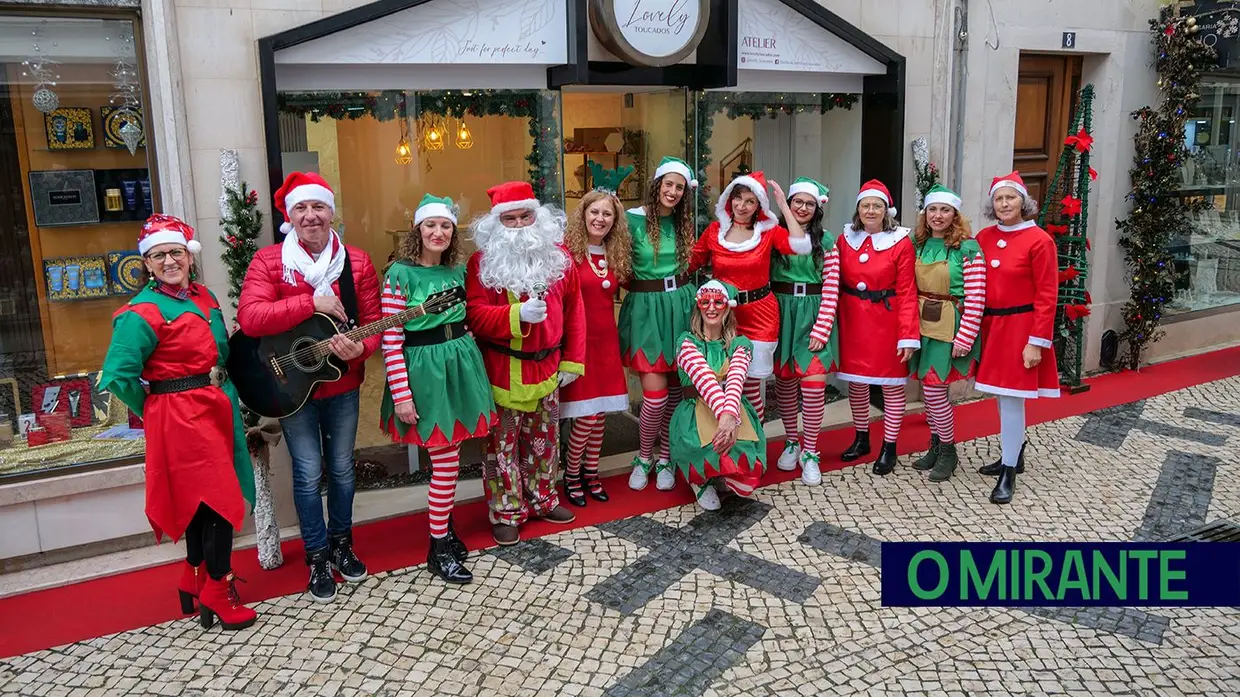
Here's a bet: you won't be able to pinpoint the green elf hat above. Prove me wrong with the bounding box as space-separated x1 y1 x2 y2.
697 279 738 307
922 183 962 211
413 193 459 225
587 160 635 196
788 177 829 205
653 156 698 189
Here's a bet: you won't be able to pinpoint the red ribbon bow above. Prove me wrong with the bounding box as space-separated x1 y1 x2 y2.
1064 128 1095 153
1060 196 1083 217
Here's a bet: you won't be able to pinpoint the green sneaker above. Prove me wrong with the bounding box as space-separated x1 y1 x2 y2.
929 442 959 482
912 435 941 471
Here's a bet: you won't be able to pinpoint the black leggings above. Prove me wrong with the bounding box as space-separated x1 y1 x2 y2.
184 504 234 581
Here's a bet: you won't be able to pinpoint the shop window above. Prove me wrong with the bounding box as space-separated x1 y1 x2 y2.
274 89 562 482
0 14 155 480
1172 80 1240 314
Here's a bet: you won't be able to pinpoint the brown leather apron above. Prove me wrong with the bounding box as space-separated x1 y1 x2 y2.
914 258 960 344
685 358 762 447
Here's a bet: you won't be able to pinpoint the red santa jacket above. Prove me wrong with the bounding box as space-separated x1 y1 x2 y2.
465 247 587 412
236 239 382 400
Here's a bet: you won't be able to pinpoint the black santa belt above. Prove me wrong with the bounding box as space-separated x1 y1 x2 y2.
484 341 560 361
149 367 227 394
842 286 897 310
405 322 467 347
983 304 1034 317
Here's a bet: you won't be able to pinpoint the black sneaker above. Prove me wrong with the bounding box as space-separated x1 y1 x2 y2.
306 548 336 604
329 532 368 582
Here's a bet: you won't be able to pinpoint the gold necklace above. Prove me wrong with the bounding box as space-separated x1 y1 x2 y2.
587 248 612 288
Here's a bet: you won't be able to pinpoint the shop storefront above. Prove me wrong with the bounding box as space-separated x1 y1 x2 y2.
257 0 903 481
0 6 156 485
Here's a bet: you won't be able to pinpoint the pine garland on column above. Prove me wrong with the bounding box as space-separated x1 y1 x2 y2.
219 182 264 311
1115 13 1215 369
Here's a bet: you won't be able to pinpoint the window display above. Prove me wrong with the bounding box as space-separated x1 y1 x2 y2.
0 13 155 479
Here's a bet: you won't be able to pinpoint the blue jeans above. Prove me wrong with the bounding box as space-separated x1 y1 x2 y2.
280 389 360 554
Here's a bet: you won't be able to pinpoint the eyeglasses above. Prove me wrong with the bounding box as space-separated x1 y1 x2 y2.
859 203 887 212
146 248 187 263
790 199 817 210
696 297 729 311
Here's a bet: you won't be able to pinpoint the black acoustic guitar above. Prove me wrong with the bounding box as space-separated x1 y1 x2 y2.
227 286 466 418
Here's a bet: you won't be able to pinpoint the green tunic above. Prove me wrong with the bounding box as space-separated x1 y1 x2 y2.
911 238 983 385
771 234 839 378
379 262 497 446
618 208 696 372
669 333 767 481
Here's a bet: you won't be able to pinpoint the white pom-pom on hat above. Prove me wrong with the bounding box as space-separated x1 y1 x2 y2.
820 195 830 204
728 299 737 307
889 207 898 218
689 178 699 189
187 239 202 254
280 221 293 234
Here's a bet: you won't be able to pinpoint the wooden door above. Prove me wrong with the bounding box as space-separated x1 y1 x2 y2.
1013 54 1083 206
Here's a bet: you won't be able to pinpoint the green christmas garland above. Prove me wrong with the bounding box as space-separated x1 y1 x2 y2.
219 183 264 311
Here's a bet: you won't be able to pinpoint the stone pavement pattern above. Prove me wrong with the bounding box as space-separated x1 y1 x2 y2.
2 376 1240 696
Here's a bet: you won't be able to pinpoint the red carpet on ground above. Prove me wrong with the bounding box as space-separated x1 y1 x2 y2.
2 345 1237 658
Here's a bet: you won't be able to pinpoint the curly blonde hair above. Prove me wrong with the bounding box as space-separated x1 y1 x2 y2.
643 173 696 273
914 208 973 249
400 218 461 267
564 190 633 284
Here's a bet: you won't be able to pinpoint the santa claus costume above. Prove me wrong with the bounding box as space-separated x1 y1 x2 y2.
560 164 635 507
465 181 587 546
380 194 497 583
973 172 1060 504
99 214 257 630
908 184 986 483
771 177 840 487
619 156 698 492
689 170 811 421
835 179 920 475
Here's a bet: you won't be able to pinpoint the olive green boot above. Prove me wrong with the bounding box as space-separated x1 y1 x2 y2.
929 442 959 482
912 435 940 471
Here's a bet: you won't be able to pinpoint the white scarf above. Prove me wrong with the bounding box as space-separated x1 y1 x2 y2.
281 229 347 296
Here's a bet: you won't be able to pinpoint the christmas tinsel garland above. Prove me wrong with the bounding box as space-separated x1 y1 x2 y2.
1115 14 1215 368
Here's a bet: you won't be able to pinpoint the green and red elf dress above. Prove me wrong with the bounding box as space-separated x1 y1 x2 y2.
771 238 840 379
618 207 696 373
911 236 987 384
99 283 255 542
379 261 496 444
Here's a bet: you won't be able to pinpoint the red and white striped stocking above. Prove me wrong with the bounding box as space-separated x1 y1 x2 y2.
426 445 461 539
880 384 907 444
921 384 954 443
566 417 594 478
743 378 766 422
638 389 668 463
659 385 682 463
775 377 800 442
800 381 827 454
584 414 606 479
847 382 870 433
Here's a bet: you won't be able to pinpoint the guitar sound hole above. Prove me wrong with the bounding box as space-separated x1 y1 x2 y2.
289 336 328 373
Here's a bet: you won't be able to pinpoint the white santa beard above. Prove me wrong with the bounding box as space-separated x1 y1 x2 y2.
476 218 569 295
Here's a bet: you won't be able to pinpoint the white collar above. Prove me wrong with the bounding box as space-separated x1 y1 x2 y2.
842 224 910 251
998 220 1036 232
716 217 778 253
626 206 647 216
587 244 605 254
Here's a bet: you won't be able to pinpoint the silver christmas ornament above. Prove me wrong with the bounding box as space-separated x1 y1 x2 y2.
32 87 58 114
119 119 143 155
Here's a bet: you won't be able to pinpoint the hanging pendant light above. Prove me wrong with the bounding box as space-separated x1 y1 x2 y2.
394 118 412 165
455 118 474 150
423 116 445 151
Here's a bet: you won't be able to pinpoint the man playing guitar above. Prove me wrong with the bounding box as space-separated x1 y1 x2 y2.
237 172 381 604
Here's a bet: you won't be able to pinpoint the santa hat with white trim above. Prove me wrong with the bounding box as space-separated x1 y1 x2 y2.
989 171 1029 199
922 183 962 211
413 193 458 225
275 171 335 235
138 214 201 255
856 179 897 218
486 181 540 217
715 170 777 234
788 177 829 205
652 156 698 189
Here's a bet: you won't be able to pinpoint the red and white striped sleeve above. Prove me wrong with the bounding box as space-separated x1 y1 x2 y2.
381 278 412 405
677 337 729 417
809 247 841 343
720 343 752 419
953 250 987 353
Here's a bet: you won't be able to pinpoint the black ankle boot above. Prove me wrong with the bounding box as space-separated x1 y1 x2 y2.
841 431 871 462
563 473 587 507
912 435 941 471
427 536 472 584
872 441 898 475
979 441 1026 475
990 465 1016 504
445 516 467 563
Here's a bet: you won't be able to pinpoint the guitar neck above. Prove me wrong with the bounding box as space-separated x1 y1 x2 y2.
340 306 426 343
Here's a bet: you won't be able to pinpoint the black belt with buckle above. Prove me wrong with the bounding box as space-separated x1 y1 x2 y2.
984 304 1034 317
735 285 771 305
405 321 467 347
842 286 897 310
628 274 691 293
484 342 560 362
771 281 823 297
149 367 226 394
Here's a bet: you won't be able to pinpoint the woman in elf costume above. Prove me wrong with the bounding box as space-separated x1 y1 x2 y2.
380 194 497 584
560 163 634 506
620 156 698 492
771 177 840 487
689 170 811 421
100 214 256 631
669 281 767 511
835 180 920 475
974 172 1059 505
908 184 986 482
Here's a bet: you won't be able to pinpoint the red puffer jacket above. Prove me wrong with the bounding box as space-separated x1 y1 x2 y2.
236 240 382 400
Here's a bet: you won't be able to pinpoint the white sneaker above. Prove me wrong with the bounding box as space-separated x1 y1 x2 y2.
800 451 823 486
628 457 651 490
696 485 721 511
776 442 801 471
655 461 676 490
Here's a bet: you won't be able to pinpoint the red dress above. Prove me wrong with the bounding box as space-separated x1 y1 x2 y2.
560 247 629 419
974 221 1060 398
835 226 920 385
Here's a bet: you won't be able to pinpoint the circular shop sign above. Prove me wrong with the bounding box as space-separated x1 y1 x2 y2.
589 0 710 68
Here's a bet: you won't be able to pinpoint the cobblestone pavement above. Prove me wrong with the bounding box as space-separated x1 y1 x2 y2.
3 376 1240 697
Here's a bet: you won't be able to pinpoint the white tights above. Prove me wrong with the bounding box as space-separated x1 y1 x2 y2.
997 395 1026 468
